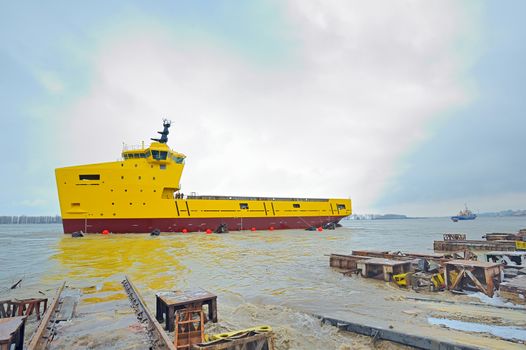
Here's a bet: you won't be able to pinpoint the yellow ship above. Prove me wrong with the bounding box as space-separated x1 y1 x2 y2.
55 120 351 233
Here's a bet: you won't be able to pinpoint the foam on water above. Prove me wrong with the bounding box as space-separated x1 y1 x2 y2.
1 217 526 349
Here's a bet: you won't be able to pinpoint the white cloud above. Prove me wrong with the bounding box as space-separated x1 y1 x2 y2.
58 1 474 213
35 70 64 94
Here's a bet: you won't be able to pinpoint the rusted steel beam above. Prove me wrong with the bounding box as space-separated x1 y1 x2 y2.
434 240 516 252
329 254 371 270
122 276 176 350
27 281 66 350
316 315 482 350
443 233 467 241
499 275 526 305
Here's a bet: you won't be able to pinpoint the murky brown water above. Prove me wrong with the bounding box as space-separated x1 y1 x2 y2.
1 217 525 349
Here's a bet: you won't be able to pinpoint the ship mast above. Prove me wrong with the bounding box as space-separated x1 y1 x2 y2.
151 119 171 144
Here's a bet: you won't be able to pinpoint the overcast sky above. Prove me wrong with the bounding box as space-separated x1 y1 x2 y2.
1 1 525 216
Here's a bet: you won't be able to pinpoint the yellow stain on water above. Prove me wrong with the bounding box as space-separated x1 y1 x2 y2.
48 235 189 295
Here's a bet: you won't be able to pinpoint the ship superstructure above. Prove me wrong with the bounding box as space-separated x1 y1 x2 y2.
451 204 477 222
55 121 352 233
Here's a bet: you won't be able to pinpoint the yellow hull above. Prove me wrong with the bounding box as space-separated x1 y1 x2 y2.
55 128 351 233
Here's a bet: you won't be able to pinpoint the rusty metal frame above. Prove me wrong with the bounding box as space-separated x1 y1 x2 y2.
122 276 176 350
27 281 65 350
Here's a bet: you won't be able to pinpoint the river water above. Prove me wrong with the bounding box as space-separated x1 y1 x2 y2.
1 217 525 349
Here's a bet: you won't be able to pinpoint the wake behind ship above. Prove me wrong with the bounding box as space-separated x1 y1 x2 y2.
55 121 352 233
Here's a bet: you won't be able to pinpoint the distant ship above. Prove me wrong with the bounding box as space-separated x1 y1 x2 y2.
55 120 352 233
451 205 477 222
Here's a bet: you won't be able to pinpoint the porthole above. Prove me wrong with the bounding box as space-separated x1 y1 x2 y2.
138 176 141 180
143 203 146 205
125 189 127 192
129 202 132 205
113 213 116 216
121 176 124 179
135 164 137 167
153 177 156 180
112 202 114 205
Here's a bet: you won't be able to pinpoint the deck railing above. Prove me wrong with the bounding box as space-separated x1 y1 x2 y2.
186 195 329 202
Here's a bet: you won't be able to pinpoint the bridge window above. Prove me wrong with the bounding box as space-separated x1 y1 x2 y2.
240 203 249 209
173 156 185 164
337 204 346 210
79 174 100 181
151 150 168 160
145 150 151 158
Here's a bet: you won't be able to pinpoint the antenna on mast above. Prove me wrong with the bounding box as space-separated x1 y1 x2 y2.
151 118 172 144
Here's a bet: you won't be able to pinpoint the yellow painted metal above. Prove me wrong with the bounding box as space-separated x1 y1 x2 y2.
448 270 458 286
205 326 272 341
431 272 445 289
516 241 526 250
393 273 409 287
55 140 352 221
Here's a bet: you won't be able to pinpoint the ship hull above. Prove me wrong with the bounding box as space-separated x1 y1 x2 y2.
62 216 347 233
451 215 477 221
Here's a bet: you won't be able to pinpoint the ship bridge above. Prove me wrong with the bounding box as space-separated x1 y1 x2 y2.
121 120 185 164
122 142 186 165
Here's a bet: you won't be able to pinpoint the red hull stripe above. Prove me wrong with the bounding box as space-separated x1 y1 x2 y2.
62 216 346 233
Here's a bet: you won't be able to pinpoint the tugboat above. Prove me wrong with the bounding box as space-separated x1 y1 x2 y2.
451 205 477 222
55 120 352 233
